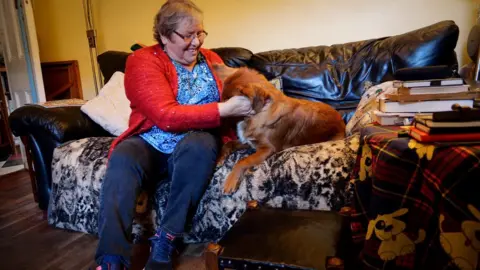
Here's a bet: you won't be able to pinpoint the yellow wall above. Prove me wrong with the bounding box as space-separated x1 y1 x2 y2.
35 0 477 99
32 0 97 99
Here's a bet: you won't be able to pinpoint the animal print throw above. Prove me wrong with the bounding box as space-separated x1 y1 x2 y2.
48 134 359 244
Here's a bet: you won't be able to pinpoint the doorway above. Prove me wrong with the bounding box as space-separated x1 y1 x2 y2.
0 0 46 173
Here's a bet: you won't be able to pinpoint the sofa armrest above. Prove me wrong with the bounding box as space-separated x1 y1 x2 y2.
9 104 112 142
8 105 113 210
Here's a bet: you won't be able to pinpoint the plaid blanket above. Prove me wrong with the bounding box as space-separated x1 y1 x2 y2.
350 125 480 270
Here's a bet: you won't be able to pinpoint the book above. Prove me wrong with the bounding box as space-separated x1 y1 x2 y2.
373 110 415 126
415 111 480 123
414 116 480 128
396 85 470 95
414 122 480 134
378 99 474 113
408 126 480 143
385 91 477 102
393 78 464 88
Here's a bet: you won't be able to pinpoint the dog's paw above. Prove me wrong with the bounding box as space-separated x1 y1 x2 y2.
379 251 397 261
135 191 148 214
216 155 227 167
216 141 240 166
400 244 415 256
223 175 239 194
215 149 227 165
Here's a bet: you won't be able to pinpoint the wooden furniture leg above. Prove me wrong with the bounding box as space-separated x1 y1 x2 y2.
247 200 258 209
20 136 38 203
326 257 345 270
205 243 222 270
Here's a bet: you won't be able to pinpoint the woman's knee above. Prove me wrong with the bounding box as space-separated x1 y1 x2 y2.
105 137 154 186
174 132 219 160
110 137 149 165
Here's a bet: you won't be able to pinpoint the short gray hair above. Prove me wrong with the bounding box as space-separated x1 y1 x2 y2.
153 0 203 46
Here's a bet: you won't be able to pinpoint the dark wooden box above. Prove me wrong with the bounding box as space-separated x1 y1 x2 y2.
206 206 353 270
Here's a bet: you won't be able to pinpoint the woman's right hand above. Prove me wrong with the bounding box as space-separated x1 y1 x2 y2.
218 96 254 117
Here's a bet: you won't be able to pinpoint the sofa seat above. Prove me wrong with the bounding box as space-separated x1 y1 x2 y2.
47 134 360 244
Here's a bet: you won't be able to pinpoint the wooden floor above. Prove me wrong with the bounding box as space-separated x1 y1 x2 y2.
0 170 205 270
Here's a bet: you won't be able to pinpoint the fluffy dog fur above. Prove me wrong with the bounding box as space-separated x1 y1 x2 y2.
213 64 346 193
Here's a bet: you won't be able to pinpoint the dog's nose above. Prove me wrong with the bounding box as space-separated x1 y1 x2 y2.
384 225 394 232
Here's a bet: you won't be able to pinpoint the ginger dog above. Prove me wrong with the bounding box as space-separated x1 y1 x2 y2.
214 64 346 194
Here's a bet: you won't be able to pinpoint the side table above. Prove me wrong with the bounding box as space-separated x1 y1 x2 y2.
349 125 480 270
205 201 354 270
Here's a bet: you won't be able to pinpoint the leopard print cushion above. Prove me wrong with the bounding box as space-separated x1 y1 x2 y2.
48 135 360 243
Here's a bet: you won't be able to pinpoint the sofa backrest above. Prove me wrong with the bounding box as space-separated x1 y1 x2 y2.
97 20 459 111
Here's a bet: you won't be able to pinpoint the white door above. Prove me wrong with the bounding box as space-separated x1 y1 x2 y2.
0 0 45 111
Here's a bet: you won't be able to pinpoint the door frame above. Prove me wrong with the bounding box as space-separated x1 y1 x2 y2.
16 0 45 103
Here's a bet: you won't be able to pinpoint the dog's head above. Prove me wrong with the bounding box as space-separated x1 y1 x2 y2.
212 64 272 113
366 208 408 241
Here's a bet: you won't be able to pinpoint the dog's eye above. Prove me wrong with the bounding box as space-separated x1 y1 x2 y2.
475 230 480 241
375 220 386 230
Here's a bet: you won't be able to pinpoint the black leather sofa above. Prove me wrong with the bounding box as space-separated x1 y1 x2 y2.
9 20 459 212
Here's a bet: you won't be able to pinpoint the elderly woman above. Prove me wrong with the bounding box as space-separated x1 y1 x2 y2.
94 1 252 269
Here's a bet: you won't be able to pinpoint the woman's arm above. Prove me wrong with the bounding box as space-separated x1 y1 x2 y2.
124 51 221 133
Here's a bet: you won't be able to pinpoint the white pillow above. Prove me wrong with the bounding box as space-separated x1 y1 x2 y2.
81 72 131 136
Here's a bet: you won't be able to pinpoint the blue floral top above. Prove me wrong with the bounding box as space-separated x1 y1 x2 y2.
140 53 219 154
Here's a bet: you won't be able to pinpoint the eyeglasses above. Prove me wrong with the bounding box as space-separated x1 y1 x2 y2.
173 30 208 44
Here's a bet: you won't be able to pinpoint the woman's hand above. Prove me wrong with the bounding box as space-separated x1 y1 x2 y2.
218 96 254 117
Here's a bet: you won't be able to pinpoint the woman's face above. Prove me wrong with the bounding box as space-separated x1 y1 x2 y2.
161 18 205 67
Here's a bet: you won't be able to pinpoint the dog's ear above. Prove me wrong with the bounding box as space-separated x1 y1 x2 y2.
251 88 270 113
212 63 238 83
366 219 376 240
391 208 409 218
240 83 271 113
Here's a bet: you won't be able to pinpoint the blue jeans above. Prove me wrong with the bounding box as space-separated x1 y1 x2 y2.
95 132 219 266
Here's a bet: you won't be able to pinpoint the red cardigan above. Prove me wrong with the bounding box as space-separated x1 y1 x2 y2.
109 45 235 157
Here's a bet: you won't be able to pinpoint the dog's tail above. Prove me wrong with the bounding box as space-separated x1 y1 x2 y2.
415 229 426 244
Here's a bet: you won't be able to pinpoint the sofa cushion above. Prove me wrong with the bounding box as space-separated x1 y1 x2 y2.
97 51 130 84
47 134 359 243
80 72 131 136
97 47 254 84
248 20 459 110
48 137 117 234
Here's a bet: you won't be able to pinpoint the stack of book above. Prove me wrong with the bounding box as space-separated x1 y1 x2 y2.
409 109 480 143
373 78 478 125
